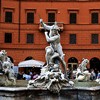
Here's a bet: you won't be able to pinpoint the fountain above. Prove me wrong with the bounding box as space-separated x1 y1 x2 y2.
27 19 74 93
0 20 100 100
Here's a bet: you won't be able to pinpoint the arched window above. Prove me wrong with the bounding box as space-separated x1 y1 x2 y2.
25 56 33 60
68 57 78 70
67 57 78 79
90 57 100 71
68 57 78 63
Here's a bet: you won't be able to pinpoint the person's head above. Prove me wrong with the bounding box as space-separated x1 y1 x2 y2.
22 71 25 74
33 71 36 74
53 22 60 30
51 22 60 34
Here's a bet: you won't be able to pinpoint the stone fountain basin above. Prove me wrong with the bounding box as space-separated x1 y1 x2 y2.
0 80 100 100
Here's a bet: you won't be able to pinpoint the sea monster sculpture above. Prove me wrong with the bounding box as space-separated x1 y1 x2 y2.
75 58 91 81
0 50 16 86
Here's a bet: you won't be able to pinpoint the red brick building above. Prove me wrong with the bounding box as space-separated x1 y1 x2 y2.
0 0 100 71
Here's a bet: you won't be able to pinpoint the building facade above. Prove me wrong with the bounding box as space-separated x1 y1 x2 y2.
0 0 100 71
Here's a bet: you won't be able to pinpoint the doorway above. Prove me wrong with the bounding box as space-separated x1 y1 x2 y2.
67 57 78 79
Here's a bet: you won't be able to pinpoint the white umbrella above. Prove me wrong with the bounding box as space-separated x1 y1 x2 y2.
18 60 44 68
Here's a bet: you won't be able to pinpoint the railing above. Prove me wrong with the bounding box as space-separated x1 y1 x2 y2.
39 22 64 31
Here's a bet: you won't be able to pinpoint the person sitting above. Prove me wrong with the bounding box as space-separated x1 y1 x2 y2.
23 72 31 80
17 72 23 80
97 71 100 79
95 71 100 84
90 69 96 80
32 72 39 80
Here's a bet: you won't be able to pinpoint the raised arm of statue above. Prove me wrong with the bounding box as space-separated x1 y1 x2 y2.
40 19 53 30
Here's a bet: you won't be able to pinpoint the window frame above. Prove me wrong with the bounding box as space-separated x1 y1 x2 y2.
91 12 99 24
69 13 77 24
27 12 34 24
91 34 99 44
25 9 36 24
26 33 34 44
4 33 12 43
68 10 79 24
4 8 14 23
89 10 100 24
48 12 56 22
69 34 76 44
46 9 58 22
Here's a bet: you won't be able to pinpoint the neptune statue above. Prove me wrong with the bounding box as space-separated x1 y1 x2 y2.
27 19 74 93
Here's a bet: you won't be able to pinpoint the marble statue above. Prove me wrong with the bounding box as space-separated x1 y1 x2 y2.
28 64 69 93
0 50 16 86
40 19 65 60
27 19 74 93
95 78 100 84
2 61 16 86
40 19 66 76
75 58 91 81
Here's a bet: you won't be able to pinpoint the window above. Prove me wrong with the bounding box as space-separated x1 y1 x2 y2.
27 12 34 24
48 13 55 25
91 34 98 44
5 11 12 23
27 34 34 43
69 34 76 44
5 33 12 43
91 12 98 24
70 13 77 24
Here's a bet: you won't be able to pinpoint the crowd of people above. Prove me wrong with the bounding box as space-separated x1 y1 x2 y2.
66 67 100 81
17 68 40 80
17 66 100 81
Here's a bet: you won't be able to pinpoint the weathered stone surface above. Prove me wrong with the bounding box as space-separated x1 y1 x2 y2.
0 86 100 100
27 19 73 93
0 50 16 86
